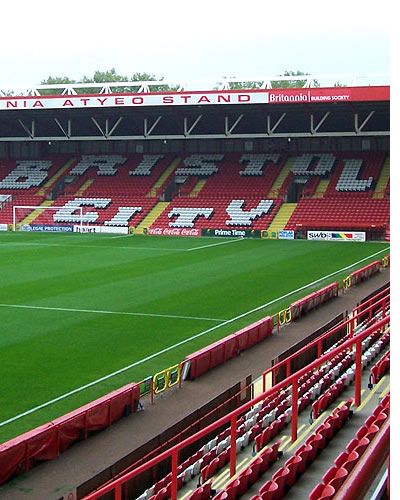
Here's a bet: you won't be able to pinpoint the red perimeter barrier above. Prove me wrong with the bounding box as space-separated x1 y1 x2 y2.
290 282 339 320
0 383 140 485
183 317 273 380
349 260 381 287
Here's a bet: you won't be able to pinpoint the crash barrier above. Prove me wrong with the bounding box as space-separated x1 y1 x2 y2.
290 282 339 321
181 317 273 380
0 383 140 485
343 260 382 289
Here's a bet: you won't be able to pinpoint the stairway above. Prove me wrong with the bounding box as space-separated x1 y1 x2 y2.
75 179 94 196
267 202 297 233
134 201 170 234
189 179 207 197
19 200 54 226
147 158 180 197
268 158 294 198
36 159 75 196
313 178 330 198
373 157 390 199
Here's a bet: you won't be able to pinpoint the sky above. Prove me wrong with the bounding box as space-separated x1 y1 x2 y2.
0 0 391 89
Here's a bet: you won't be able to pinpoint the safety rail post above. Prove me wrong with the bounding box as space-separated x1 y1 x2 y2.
150 378 154 405
286 359 291 378
354 338 362 407
291 377 299 442
81 315 389 500
115 484 122 500
317 339 322 357
171 449 178 500
230 415 237 477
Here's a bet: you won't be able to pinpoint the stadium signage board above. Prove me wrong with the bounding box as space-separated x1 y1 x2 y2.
0 223 8 231
146 227 200 237
307 230 366 242
0 86 389 111
278 230 295 240
202 228 261 238
73 225 128 235
21 224 74 232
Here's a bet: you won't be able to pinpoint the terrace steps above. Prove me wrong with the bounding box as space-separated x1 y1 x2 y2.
267 157 295 197
147 158 181 197
19 200 54 226
314 178 330 198
189 179 207 197
134 201 170 234
36 159 75 196
268 202 297 232
373 157 390 199
74 179 94 196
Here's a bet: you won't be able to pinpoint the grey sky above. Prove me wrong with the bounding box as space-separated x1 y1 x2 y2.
0 0 390 88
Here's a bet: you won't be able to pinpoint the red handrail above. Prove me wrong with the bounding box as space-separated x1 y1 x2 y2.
262 291 389 391
83 314 389 500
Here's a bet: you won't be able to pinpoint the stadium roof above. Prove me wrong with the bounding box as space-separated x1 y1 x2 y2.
0 80 390 142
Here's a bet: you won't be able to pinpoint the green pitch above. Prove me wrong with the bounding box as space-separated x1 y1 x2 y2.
0 232 389 442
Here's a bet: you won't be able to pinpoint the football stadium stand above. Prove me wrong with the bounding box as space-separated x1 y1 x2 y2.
0 152 390 237
0 81 390 498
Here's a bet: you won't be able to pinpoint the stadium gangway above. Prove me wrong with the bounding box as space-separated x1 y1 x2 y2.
262 288 390 397
83 314 389 500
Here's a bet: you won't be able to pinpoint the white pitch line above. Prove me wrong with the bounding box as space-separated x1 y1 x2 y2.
0 246 389 429
1 241 184 252
186 237 245 252
0 304 225 323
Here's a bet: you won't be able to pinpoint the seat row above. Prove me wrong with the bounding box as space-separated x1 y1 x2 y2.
309 394 389 500
248 400 353 500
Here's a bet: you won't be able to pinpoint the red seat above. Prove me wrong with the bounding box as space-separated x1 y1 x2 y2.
342 450 359 474
237 468 252 495
248 456 263 484
259 479 279 499
327 467 348 490
353 436 370 457
309 483 336 500
295 443 313 474
225 479 240 500
284 454 302 486
272 466 290 497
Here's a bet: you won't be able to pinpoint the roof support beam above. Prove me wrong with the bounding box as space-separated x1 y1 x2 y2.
54 118 72 138
17 119 35 139
184 115 202 136
267 113 286 134
144 116 162 137
225 114 243 135
311 111 330 134
355 110 375 134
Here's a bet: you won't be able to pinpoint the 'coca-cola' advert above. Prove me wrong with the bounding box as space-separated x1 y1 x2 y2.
147 227 200 237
